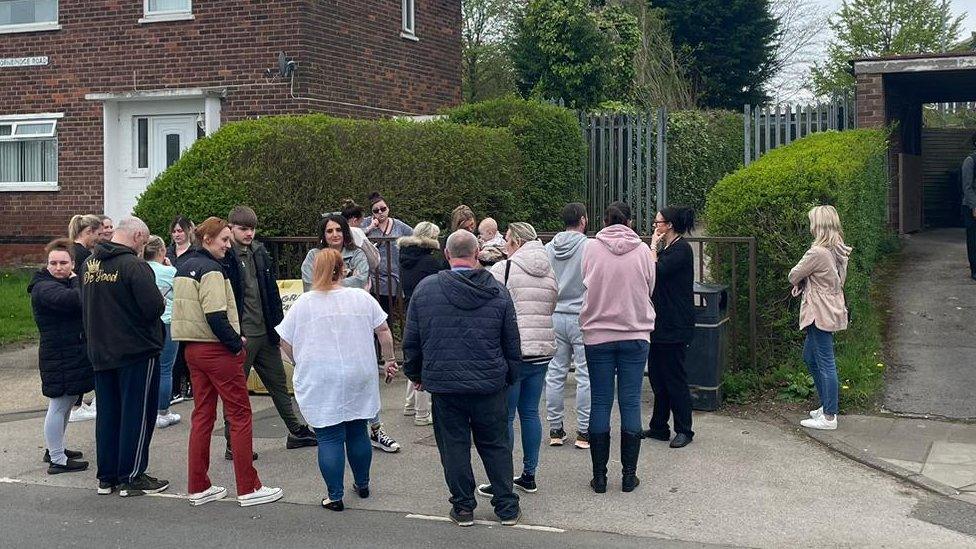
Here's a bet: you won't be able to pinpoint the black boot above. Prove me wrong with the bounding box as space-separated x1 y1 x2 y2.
588 431 610 493
620 431 642 492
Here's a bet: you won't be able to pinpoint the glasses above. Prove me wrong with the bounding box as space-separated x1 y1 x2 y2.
372 206 388 214
321 211 342 218
652 220 668 225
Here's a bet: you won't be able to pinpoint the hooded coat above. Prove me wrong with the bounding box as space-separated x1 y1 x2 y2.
28 270 95 398
490 240 557 358
545 230 588 315
402 269 522 395
788 244 851 332
398 235 449 301
579 224 656 346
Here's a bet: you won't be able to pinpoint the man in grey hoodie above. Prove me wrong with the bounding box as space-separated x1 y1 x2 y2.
544 203 592 449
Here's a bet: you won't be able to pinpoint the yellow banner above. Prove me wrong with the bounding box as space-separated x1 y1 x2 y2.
247 280 303 395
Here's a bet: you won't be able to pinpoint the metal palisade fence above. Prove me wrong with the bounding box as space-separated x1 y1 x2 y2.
579 108 669 234
743 96 856 165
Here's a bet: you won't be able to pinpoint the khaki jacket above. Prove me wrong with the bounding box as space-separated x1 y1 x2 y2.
788 244 851 333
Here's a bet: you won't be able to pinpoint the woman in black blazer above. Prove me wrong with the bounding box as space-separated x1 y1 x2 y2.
645 206 697 449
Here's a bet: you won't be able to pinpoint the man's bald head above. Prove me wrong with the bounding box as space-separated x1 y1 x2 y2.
445 230 480 268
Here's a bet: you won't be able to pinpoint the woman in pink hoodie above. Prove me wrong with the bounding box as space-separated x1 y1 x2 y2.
580 201 655 494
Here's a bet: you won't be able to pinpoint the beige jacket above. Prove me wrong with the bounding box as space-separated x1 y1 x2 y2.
490 240 558 358
788 244 851 332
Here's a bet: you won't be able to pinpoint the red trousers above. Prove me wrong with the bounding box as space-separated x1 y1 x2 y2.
185 342 261 496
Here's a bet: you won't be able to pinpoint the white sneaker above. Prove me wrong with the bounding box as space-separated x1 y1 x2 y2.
155 412 182 429
809 407 824 419
414 414 433 427
69 403 96 423
800 415 838 430
238 486 283 507
189 485 227 506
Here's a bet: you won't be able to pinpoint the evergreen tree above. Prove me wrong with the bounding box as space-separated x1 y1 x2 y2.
654 0 780 108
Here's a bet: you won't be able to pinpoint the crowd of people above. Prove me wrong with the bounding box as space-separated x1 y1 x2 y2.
29 193 851 525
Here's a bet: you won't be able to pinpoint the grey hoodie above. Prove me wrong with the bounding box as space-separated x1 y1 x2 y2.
545 230 588 314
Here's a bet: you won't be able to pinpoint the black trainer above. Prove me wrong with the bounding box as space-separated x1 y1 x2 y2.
97 481 117 495
549 428 567 446
118 474 170 497
450 508 474 527
47 459 88 475
225 447 259 461
476 483 494 497
286 425 318 449
641 428 671 442
43 448 83 463
513 473 537 493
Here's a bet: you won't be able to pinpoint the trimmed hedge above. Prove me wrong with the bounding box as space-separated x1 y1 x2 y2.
667 110 743 213
446 97 586 232
705 129 889 368
134 115 529 237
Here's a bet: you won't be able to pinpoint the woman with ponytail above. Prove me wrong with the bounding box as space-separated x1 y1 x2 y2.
67 214 103 277
644 206 697 449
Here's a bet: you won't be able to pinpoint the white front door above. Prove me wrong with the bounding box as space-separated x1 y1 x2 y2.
149 115 197 182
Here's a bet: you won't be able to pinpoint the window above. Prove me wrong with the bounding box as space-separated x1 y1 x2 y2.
135 117 149 170
0 0 59 33
0 115 59 190
401 0 416 38
141 0 192 23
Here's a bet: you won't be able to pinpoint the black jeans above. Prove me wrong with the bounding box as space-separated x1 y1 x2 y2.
965 206 976 276
431 391 519 519
646 342 695 438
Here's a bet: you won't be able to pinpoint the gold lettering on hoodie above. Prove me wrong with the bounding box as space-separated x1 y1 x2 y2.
83 258 119 284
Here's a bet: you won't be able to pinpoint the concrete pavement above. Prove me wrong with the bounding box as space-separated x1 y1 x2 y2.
884 228 976 420
1 371 975 548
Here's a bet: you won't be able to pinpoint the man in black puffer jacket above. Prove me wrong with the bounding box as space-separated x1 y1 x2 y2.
403 230 522 527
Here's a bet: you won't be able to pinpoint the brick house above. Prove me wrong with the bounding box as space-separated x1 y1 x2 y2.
0 0 461 264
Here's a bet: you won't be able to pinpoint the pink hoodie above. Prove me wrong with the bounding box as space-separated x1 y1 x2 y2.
580 224 656 345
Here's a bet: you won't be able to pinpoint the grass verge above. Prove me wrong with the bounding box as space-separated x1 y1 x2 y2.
0 269 36 345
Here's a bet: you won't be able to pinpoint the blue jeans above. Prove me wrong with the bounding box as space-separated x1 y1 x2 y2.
507 363 546 476
158 323 178 413
314 420 372 502
585 340 649 435
803 325 839 415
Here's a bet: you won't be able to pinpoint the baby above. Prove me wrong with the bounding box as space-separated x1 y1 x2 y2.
478 217 506 248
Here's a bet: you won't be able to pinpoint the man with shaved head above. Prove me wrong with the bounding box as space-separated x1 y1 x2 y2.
81 216 169 497
403 230 523 527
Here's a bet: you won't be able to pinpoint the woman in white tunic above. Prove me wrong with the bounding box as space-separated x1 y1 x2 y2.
277 248 398 512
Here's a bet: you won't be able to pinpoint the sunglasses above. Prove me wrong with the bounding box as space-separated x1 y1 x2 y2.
372 206 388 214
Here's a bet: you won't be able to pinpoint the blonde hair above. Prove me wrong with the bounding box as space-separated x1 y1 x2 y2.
412 221 441 241
311 248 345 292
144 235 167 261
507 222 537 247
68 214 102 241
809 205 845 249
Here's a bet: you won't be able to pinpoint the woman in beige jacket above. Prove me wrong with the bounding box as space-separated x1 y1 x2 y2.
477 222 557 496
788 205 851 431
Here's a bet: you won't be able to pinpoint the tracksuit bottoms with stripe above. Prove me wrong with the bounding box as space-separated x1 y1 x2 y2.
95 355 160 486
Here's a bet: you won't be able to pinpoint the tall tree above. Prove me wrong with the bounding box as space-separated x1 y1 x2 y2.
462 0 517 102
631 4 696 110
768 0 829 101
654 0 780 109
810 0 964 97
509 0 640 109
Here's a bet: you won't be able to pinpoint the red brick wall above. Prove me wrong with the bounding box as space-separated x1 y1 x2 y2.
0 0 461 265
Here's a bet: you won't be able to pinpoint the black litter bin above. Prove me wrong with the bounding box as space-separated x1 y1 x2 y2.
685 283 729 411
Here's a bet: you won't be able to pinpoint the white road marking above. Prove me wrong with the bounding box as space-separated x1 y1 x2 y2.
0 477 24 484
405 513 565 533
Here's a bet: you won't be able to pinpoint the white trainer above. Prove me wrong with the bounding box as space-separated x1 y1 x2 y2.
238 486 283 507
800 415 838 430
155 412 182 429
809 407 824 419
189 485 227 506
69 403 96 423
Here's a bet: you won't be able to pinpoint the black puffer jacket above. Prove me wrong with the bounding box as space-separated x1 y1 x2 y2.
402 269 521 395
398 236 449 301
28 270 95 398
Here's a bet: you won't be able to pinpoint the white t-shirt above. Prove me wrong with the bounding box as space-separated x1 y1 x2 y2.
275 287 387 428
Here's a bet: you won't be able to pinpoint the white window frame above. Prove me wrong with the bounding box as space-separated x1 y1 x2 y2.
0 112 62 192
139 0 193 24
401 0 418 41
0 0 60 35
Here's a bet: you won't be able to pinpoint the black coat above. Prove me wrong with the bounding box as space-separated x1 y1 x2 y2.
28 270 95 398
402 269 522 395
166 242 195 271
224 242 284 344
398 237 450 301
651 237 695 344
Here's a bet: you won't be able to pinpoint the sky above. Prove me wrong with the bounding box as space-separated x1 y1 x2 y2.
817 0 976 42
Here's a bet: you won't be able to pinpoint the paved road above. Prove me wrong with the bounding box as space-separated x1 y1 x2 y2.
0 482 719 549
885 228 976 419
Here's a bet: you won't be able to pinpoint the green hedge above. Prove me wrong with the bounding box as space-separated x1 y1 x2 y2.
134 115 529 237
706 129 889 369
446 97 586 232
667 110 743 213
